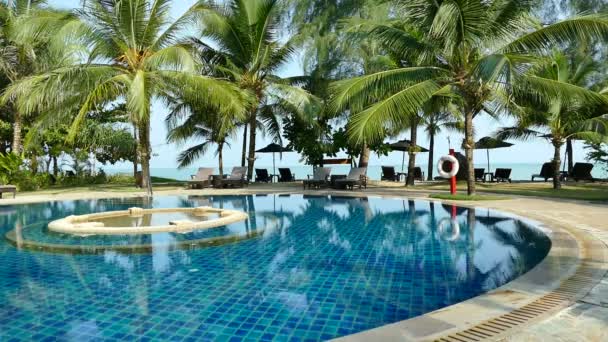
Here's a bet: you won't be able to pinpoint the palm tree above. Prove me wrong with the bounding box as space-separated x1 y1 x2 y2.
0 0 77 154
330 0 608 195
423 108 462 181
554 49 606 173
167 103 239 175
496 52 608 189
195 0 319 181
2 0 250 196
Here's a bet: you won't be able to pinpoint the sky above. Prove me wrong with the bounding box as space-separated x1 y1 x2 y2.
47 0 589 170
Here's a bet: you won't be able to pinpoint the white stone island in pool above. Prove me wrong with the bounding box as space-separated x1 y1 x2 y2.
48 206 249 236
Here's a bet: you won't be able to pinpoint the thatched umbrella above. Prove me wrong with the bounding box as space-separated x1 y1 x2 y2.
388 139 429 172
474 137 514 172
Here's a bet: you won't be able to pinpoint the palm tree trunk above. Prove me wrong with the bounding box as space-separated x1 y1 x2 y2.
46 155 52 173
552 140 563 190
358 144 370 168
406 119 418 186
132 123 138 181
52 156 58 178
12 110 22 154
241 123 248 167
218 142 224 176
138 120 153 197
566 138 573 174
133 160 138 182
30 154 38 174
247 117 257 181
464 110 476 195
466 207 476 280
427 132 435 181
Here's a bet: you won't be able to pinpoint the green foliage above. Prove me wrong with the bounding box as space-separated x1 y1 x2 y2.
329 0 608 194
14 172 50 191
195 0 321 163
0 152 22 183
57 172 107 187
0 152 53 190
1 0 252 196
283 115 336 166
585 142 608 172
496 50 608 189
76 122 136 165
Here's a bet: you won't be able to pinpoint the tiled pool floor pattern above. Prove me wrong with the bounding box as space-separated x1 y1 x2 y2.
0 195 550 341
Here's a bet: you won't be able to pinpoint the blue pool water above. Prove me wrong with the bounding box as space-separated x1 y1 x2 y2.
0 195 551 341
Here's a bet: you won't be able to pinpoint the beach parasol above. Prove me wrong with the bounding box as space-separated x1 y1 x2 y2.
388 139 429 172
474 137 514 172
255 143 293 177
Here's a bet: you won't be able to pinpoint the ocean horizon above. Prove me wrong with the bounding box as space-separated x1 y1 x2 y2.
104 162 607 181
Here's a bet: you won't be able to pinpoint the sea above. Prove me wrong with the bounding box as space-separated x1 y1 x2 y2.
105 163 608 181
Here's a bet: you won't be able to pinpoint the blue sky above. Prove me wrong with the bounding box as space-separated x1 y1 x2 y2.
47 0 588 170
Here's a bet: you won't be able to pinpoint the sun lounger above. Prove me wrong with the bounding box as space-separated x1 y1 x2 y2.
255 169 272 183
303 167 331 189
532 163 554 182
334 167 368 190
0 185 16 198
492 168 512 183
214 167 248 188
188 167 214 189
474 168 485 182
570 163 595 182
278 168 295 182
381 166 400 182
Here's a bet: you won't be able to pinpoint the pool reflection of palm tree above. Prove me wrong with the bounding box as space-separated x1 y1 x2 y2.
1 196 555 337
486 221 551 273
466 208 476 281
1 197 205 336
277 197 436 314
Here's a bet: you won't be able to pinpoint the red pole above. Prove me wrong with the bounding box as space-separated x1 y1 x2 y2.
449 149 457 195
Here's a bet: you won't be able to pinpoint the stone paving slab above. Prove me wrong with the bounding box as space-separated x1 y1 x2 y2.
581 279 608 307
502 303 608 342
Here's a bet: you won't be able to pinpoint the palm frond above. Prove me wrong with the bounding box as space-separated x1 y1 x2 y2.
269 82 322 123
494 126 542 141
329 67 447 114
347 79 442 144
177 142 211 168
502 13 608 54
515 75 608 109
258 103 282 145
158 70 252 119
145 44 198 72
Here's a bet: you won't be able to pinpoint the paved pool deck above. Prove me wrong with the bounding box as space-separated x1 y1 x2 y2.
1 183 607 341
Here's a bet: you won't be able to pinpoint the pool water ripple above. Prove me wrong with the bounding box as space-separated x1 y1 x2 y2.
0 195 551 341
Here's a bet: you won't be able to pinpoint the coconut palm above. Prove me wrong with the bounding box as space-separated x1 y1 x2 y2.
0 0 79 154
330 0 608 195
496 52 608 189
423 107 462 181
195 0 320 181
556 49 607 173
166 101 239 175
1 0 250 196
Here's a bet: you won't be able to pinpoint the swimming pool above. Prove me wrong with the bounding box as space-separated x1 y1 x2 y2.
0 195 551 341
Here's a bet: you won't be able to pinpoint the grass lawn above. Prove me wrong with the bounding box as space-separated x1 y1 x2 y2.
420 181 608 201
20 177 187 196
